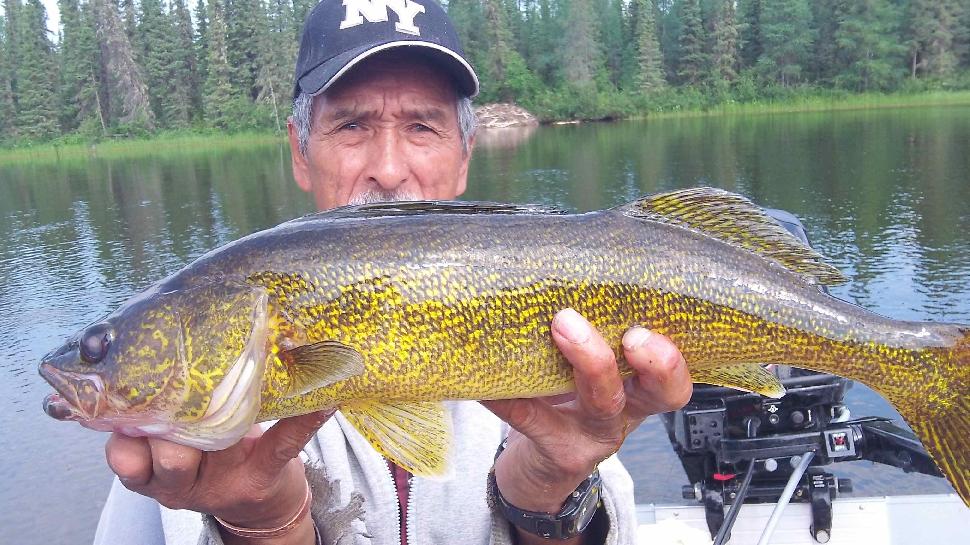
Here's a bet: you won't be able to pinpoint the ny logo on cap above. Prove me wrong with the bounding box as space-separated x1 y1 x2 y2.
340 0 426 36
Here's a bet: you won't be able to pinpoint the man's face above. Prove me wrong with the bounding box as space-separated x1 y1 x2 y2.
288 55 472 211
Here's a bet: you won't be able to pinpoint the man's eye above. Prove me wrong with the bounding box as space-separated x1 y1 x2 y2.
338 122 362 131
410 123 436 133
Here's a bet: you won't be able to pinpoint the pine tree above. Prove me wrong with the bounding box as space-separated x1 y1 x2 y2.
562 0 606 87
447 0 489 87
676 0 706 85
480 0 538 102
0 14 15 139
225 0 264 101
810 0 839 83
120 0 136 40
906 0 960 79
138 0 187 127
256 0 297 131
831 0 905 91
58 0 103 134
530 0 563 86
597 0 627 87
292 0 317 37
172 0 201 123
759 0 814 86
632 0 665 91
14 0 59 139
738 0 763 68
957 0 970 68
708 0 740 85
94 0 155 130
204 0 234 128
194 0 210 97
3 0 20 140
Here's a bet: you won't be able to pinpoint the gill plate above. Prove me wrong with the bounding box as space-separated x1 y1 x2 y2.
163 292 270 450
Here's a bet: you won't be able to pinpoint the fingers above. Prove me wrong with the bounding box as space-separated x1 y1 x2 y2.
551 309 626 421
105 433 153 486
481 398 562 441
621 326 692 416
251 410 333 477
147 438 202 492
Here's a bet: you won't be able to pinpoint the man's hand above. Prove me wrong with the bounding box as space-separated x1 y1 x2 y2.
483 308 692 543
105 411 332 545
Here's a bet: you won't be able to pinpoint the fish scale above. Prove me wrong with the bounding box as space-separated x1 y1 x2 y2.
38 188 969 505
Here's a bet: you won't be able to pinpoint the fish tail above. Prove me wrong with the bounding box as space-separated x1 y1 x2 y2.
891 326 970 507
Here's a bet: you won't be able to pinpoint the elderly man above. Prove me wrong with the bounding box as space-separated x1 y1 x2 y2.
94 1 691 544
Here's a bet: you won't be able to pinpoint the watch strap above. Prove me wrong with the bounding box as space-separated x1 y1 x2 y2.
488 465 603 540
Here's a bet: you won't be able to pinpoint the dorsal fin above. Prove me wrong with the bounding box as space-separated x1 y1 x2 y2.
618 187 848 286
286 200 567 223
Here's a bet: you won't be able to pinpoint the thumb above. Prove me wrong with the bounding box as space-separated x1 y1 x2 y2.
252 410 334 476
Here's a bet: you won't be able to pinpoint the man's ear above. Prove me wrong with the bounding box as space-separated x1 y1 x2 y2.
455 134 475 197
287 118 312 192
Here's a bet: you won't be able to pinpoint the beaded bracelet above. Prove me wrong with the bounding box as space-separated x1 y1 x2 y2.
214 480 313 539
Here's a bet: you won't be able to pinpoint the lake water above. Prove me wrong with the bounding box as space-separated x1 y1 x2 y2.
2 106 969 544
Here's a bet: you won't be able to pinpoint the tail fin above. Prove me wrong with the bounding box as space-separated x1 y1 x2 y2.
892 327 970 507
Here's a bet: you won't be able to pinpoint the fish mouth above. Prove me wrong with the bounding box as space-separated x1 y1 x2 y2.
39 362 106 421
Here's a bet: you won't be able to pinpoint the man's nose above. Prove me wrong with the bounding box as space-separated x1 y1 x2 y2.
366 130 409 190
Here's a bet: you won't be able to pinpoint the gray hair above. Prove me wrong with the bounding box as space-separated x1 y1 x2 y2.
292 92 477 157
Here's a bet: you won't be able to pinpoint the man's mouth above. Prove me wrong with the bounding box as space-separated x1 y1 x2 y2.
39 362 105 420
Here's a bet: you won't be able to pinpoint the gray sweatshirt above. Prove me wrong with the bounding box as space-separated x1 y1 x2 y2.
94 401 638 545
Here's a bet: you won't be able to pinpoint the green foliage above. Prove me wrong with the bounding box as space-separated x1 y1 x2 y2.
707 0 739 85
561 0 606 87
0 15 16 141
2 0 970 146
831 0 906 92
738 0 763 68
226 0 266 102
632 0 665 92
57 0 101 133
138 0 190 128
172 0 201 122
676 0 707 85
757 0 814 86
204 0 235 129
195 0 210 90
906 0 962 79
14 0 59 140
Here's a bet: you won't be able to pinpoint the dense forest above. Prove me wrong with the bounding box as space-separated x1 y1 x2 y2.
1 0 969 144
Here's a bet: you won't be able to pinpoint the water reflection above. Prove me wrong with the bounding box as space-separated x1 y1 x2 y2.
474 125 539 150
2 106 969 543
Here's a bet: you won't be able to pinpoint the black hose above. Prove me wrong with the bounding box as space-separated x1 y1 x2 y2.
712 458 757 545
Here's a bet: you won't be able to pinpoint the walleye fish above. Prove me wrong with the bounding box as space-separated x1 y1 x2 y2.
39 187 969 505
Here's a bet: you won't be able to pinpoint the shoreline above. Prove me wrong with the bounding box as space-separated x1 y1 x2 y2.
3 91 970 165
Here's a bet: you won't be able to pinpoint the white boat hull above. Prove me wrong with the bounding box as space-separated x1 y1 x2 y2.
636 494 969 544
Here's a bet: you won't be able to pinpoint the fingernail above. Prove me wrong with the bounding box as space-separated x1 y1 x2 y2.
622 327 653 351
554 308 590 344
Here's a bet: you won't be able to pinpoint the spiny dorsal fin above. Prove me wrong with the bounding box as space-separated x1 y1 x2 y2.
281 341 365 396
286 200 567 223
618 187 848 286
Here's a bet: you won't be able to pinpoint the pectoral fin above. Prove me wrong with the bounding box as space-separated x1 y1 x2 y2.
691 363 786 398
281 341 365 396
342 400 451 476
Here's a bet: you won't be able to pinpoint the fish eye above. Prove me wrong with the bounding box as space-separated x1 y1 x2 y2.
79 323 113 365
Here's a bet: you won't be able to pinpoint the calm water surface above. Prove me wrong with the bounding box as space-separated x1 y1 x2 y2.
2 106 969 544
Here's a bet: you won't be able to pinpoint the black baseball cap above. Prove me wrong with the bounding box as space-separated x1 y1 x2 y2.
293 0 479 99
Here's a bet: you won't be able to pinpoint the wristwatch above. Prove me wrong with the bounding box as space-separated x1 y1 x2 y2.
488 441 603 540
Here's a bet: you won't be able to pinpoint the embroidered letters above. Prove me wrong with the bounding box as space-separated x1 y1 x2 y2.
339 0 426 36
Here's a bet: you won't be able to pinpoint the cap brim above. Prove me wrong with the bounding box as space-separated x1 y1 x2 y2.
296 41 479 99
